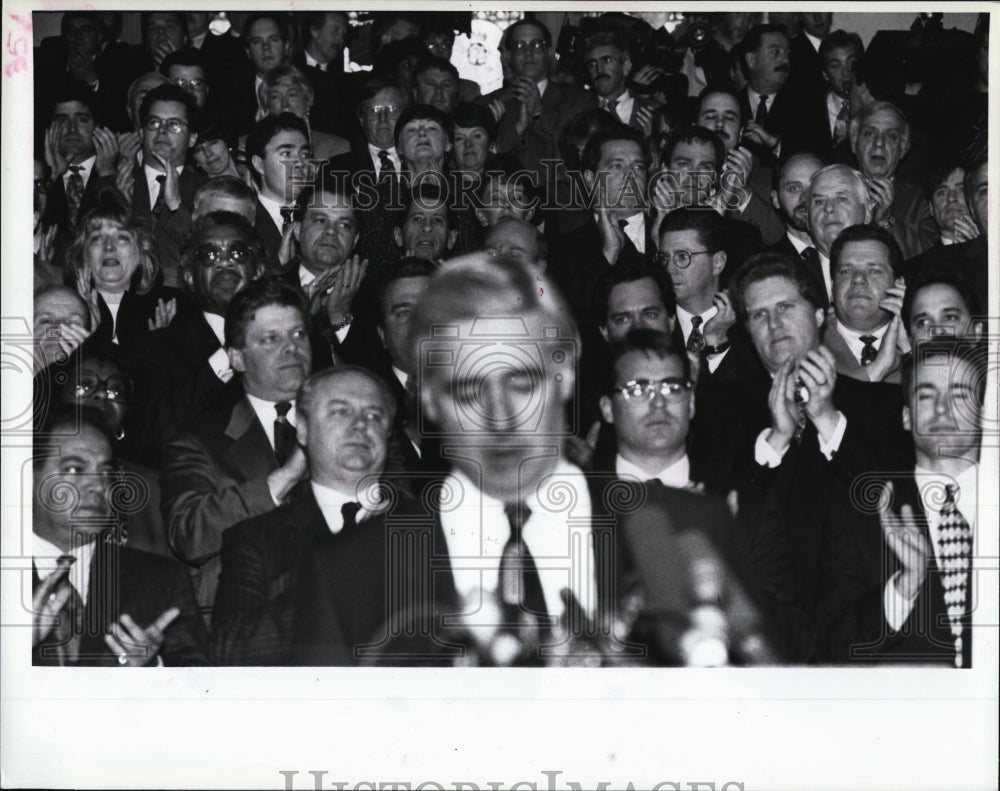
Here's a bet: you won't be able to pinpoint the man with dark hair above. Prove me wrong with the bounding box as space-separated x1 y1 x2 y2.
32 408 208 666
244 112 312 254
901 267 981 344
817 30 864 161
393 182 458 262
824 224 907 383
139 11 188 70
291 11 356 139
766 153 829 307
160 277 313 614
325 77 406 186
582 31 662 134
212 365 398 665
160 48 211 109
479 18 595 191
413 55 461 116
819 338 985 667
238 12 293 130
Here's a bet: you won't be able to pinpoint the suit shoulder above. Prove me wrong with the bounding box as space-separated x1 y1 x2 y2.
119 544 190 578
222 502 298 548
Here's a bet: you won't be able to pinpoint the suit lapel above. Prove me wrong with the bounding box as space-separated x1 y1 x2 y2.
223 397 278 480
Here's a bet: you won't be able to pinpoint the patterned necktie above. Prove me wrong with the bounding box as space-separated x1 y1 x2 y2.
499 503 549 626
859 335 878 366
601 96 619 115
66 165 85 228
687 315 706 355
50 555 84 666
937 484 972 667
273 401 297 466
832 97 850 145
341 501 361 532
280 205 296 232
755 94 769 125
152 174 166 216
377 150 395 181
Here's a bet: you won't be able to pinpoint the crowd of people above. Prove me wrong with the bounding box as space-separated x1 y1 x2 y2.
29 10 990 667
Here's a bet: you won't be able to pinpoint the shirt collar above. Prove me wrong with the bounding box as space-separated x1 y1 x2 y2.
33 532 96 602
804 32 823 52
787 232 811 255
203 311 226 345
310 480 371 534
244 392 296 430
64 154 96 183
615 453 692 489
914 463 978 523
675 303 718 338
304 50 328 70
537 78 549 97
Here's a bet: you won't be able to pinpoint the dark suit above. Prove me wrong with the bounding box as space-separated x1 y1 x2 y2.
196 33 255 139
33 542 208 666
738 85 831 161
764 234 830 310
904 236 987 312
160 396 284 613
254 200 284 265
822 317 902 385
89 285 188 374
41 165 105 269
291 51 360 142
818 472 973 666
623 92 663 131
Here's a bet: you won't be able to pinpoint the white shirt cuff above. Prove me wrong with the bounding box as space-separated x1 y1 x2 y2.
884 571 917 632
208 346 234 383
754 428 788 467
817 412 847 460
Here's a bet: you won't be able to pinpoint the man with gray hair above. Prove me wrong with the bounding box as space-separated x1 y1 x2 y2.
849 100 933 259
805 163 873 303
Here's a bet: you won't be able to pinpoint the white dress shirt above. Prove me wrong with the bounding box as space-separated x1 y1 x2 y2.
439 461 598 620
304 51 329 71
310 480 375 535
143 163 184 207
826 91 849 136
836 321 890 366
244 393 296 451
203 312 233 383
62 154 96 192
366 143 400 180
33 533 96 604
676 304 727 372
884 464 978 630
615 453 693 489
257 191 285 233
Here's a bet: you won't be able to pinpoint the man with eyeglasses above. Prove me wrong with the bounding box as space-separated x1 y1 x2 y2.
480 18 594 193
325 78 405 190
160 48 211 109
582 31 662 136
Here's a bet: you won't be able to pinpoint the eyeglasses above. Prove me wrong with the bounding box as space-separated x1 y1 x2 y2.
511 40 546 53
653 250 711 269
73 371 132 403
171 77 207 91
193 243 255 267
364 104 402 119
585 55 620 70
144 116 188 134
613 378 692 402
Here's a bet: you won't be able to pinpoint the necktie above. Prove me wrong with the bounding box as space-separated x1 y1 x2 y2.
499 503 549 627
377 150 395 181
66 165 85 227
341 501 361 532
832 97 850 145
800 246 824 297
937 484 972 667
273 401 297 466
152 174 166 216
755 94 769 125
601 97 619 115
50 555 84 666
859 335 878 366
687 315 706 355
280 205 296 232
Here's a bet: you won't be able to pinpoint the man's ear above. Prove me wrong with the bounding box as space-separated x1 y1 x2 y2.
182 266 194 291
599 324 609 343
228 347 245 373
814 307 826 331
188 132 198 150
446 229 458 250
296 418 308 448
393 227 403 248
711 250 727 277
251 154 264 178
377 325 386 349
622 54 632 78
599 394 615 425
292 221 302 243
583 169 596 188
901 403 911 432
770 189 781 212
489 141 498 154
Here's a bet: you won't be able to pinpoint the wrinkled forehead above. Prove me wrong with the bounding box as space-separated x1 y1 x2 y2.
699 92 740 116
36 288 88 319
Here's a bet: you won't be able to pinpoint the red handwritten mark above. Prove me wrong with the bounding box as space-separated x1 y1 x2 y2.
9 14 31 31
5 30 28 78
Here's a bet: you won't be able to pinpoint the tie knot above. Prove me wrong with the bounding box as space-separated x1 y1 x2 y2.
944 483 958 504
759 94 769 104
341 501 361 528
618 218 628 230
860 335 877 345
156 174 166 185
690 315 703 329
68 165 83 175
57 555 76 568
274 401 292 419
504 502 532 540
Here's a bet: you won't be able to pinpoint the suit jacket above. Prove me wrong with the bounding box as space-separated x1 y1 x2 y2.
481 80 596 189
33 542 208 666
738 85 831 162
625 93 664 131
89 165 206 288
764 234 830 310
817 471 972 666
888 178 935 261
160 395 284 612
90 284 188 371
254 200 284 265
291 51 360 142
41 166 106 270
822 316 902 385
903 235 987 312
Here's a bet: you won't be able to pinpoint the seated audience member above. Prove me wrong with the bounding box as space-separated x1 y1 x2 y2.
824 224 908 384
139 11 188 71
905 158 987 309
190 119 240 180
34 159 61 285
582 31 662 134
803 163 874 304
213 366 399 665
393 182 458 262
238 13 295 133
765 153 828 306
160 47 211 110
817 30 866 163
474 172 538 229
291 11 355 139
160 278 313 613
245 112 313 258
261 65 351 161
485 218 547 272
652 125 763 282
52 348 170 557
901 268 983 344
133 211 268 462
818 338 985 667
923 162 980 248
64 194 183 365
192 176 258 225
848 100 932 259
88 82 206 287
413 55 461 116
124 71 170 133
420 19 481 103
325 77 405 187
32 408 207 666
450 102 502 182
33 285 94 376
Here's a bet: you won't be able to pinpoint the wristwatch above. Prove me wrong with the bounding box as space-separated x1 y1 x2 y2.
701 341 731 357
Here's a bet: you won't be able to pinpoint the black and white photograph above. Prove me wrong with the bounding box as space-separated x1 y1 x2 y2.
1 3 997 789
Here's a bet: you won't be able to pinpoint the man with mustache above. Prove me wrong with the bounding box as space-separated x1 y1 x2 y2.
582 31 662 135
737 24 829 163
161 278 313 616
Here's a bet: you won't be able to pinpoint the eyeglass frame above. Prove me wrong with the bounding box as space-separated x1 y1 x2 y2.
611 377 693 402
192 242 257 267
653 249 712 269
510 39 547 53
171 77 208 91
144 116 189 134
72 370 133 403
363 104 403 119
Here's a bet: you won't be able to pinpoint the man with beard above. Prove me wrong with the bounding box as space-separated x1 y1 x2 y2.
765 153 828 307
161 278 314 615
132 212 267 463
